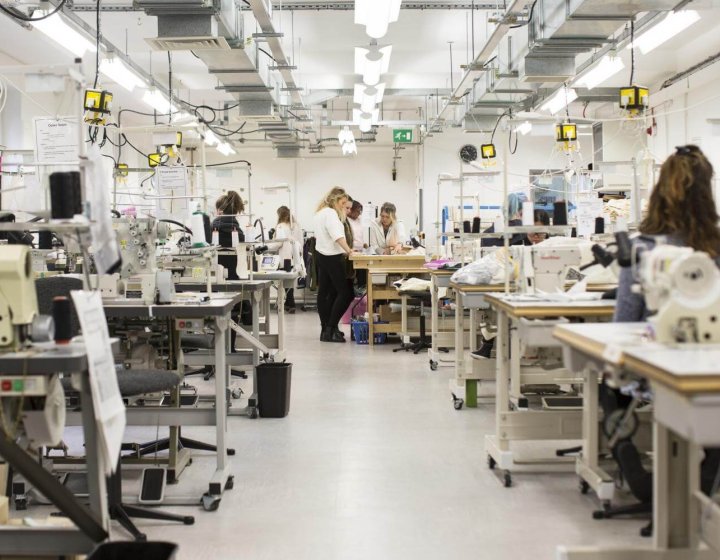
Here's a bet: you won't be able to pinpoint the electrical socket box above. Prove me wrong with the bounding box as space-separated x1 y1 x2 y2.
176 318 204 332
0 376 48 396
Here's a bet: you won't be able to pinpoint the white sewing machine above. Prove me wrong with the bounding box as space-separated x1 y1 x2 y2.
637 244 720 344
0 246 65 447
518 245 582 293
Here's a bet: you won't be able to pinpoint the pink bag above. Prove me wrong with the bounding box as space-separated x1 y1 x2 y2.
341 295 367 324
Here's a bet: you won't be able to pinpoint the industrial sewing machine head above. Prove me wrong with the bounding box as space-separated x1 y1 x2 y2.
0 245 64 448
0 245 54 350
518 245 582 294
636 244 720 344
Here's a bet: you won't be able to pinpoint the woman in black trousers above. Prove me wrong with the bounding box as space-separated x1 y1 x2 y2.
313 187 355 343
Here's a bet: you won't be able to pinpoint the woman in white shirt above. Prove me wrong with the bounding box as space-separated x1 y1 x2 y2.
369 202 404 255
347 200 366 251
275 205 306 313
313 187 355 343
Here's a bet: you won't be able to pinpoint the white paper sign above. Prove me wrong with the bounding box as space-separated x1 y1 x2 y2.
156 166 188 191
71 291 126 473
34 117 78 164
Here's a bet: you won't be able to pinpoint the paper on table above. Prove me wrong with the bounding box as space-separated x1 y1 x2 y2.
71 290 126 474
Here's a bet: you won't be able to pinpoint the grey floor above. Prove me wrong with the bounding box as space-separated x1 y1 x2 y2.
129 312 648 559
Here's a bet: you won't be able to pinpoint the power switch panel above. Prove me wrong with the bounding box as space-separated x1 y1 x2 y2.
175 319 204 333
0 376 48 396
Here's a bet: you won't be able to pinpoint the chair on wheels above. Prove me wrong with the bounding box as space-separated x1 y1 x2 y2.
393 290 447 355
36 278 194 541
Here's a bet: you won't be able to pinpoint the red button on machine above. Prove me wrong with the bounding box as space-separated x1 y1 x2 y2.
1 380 11 391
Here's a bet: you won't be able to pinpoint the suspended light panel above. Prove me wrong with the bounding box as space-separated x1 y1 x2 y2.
216 142 236 156
99 57 147 92
516 121 532 136
573 56 625 90
32 12 97 57
355 0 402 39
629 11 700 55
142 89 177 114
354 45 392 86
539 88 578 115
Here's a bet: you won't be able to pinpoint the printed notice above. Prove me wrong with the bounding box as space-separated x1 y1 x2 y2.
34 117 79 164
156 166 188 191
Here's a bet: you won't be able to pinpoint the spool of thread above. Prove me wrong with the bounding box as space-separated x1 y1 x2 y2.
571 227 577 238
453 227 460 234
38 231 53 250
594 217 605 234
553 201 568 225
463 220 471 233
49 171 82 219
472 217 481 234
522 201 535 226
190 212 206 245
53 296 72 344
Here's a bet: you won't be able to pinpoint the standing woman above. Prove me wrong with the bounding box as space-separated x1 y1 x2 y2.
212 191 245 280
313 187 355 342
369 202 404 255
276 205 305 314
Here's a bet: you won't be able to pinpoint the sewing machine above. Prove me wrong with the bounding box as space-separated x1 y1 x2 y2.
0 246 64 447
637 244 720 344
518 245 582 293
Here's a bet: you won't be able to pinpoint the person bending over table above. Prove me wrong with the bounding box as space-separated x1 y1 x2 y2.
369 202 404 255
471 208 550 360
611 144 720 503
314 187 355 343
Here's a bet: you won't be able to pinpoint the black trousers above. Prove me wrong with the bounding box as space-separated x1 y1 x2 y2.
285 288 295 309
316 252 353 330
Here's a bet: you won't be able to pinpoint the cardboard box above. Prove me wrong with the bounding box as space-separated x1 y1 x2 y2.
0 496 8 525
378 305 401 322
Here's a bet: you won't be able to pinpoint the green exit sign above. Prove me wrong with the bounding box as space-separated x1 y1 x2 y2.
393 129 413 143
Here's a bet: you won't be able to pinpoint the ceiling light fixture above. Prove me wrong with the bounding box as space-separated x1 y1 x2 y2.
539 87 578 115
338 126 357 155
629 10 700 55
216 141 236 156
99 56 147 92
354 0 402 39
32 12 97 57
573 56 625 90
204 130 219 146
142 88 177 115
516 121 532 136
354 45 392 86
353 83 386 114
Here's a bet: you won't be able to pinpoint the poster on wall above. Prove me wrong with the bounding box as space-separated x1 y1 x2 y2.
155 165 190 218
34 117 79 164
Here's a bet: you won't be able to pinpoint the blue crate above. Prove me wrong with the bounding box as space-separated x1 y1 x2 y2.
350 320 388 345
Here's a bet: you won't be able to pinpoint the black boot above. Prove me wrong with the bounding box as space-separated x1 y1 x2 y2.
321 327 345 343
333 327 346 340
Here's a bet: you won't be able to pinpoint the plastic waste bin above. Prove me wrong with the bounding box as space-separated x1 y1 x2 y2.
257 362 292 418
87 542 178 560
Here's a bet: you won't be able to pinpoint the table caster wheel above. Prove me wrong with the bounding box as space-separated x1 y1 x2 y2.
248 408 258 419
182 516 195 525
640 521 653 538
225 476 234 491
503 472 512 488
592 509 606 520
429 360 438 371
488 455 496 470
201 493 221 512
453 399 464 410
579 480 590 495
231 389 243 399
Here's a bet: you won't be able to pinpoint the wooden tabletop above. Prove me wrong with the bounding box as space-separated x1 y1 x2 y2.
449 282 510 293
553 323 720 396
483 293 616 319
368 267 430 275
350 255 426 270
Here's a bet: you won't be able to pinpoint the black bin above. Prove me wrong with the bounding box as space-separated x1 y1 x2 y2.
257 362 292 418
87 542 178 560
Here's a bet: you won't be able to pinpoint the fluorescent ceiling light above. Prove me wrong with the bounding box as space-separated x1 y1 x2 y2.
172 111 195 124
355 0 402 39
353 84 385 113
573 56 625 90
630 10 700 54
204 130 219 146
539 88 578 115
32 12 97 57
516 121 532 135
99 57 147 92
338 126 355 144
142 89 178 114
216 141 236 156
354 45 392 86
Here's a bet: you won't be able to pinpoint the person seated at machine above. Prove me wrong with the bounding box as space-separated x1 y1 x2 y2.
610 144 720 505
369 202 405 255
471 209 551 360
481 192 529 247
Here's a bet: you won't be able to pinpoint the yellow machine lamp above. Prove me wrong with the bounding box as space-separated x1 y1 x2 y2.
555 122 578 153
115 163 129 178
619 85 649 114
148 153 163 168
480 143 497 159
83 89 113 126
153 131 183 159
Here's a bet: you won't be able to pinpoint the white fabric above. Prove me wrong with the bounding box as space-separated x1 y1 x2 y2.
276 222 307 279
314 207 346 256
348 217 365 251
369 220 403 254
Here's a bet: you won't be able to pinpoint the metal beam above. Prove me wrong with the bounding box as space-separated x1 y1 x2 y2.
266 1 499 8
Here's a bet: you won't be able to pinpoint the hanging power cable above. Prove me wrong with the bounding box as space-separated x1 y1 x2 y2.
0 0 67 21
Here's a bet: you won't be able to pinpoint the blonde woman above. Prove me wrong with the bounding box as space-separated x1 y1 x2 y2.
313 187 354 342
369 202 404 255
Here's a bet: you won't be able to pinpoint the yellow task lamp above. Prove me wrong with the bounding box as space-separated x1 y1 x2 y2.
619 85 649 116
154 131 183 159
115 163 129 178
83 89 113 126
555 122 577 152
480 143 497 159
